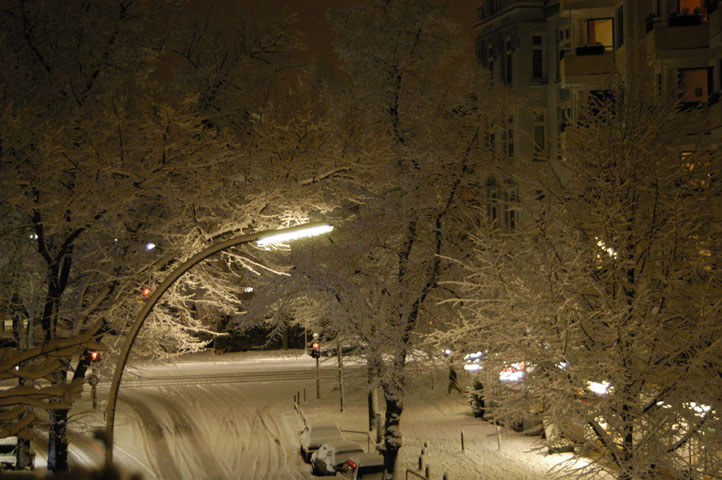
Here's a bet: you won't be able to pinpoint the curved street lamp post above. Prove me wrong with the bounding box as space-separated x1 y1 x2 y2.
104 222 332 465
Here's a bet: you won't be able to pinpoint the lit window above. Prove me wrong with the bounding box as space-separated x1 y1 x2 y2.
679 0 704 14
679 68 710 103
587 18 613 48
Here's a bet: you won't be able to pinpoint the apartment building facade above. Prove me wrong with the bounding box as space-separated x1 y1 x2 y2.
473 0 721 225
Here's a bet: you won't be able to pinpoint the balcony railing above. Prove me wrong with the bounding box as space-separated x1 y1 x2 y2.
645 17 710 51
560 0 615 14
477 0 545 21
560 49 615 84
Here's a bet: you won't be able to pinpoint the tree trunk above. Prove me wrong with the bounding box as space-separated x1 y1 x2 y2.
46 353 91 474
379 382 404 475
47 407 69 473
12 295 34 470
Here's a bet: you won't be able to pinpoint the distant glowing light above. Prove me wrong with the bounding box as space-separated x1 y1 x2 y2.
587 380 611 396
29 233 38 240
500 362 525 382
257 224 333 246
243 287 254 293
687 402 711 416
595 238 617 259
145 242 156 251
464 351 483 361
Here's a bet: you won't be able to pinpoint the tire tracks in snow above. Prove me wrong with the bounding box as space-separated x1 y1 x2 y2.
119 391 182 480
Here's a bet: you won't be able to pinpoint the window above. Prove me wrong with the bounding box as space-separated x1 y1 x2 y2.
488 45 495 76
532 35 543 80
486 177 499 225
504 115 514 157
485 131 496 151
679 68 712 104
503 180 518 230
534 114 545 161
616 6 624 48
587 18 614 48
557 27 570 81
504 37 513 85
679 0 704 14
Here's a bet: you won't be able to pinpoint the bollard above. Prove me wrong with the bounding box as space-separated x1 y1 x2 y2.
461 430 465 452
425 465 430 479
303 387 306 402
421 448 426 456
418 455 423 470
424 440 430 451
297 391 300 403
443 474 449 480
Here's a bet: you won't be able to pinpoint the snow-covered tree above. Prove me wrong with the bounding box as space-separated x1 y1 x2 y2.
440 73 722 479
0 0 349 472
283 0 520 474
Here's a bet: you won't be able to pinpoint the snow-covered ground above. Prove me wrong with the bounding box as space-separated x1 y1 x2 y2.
24 349 605 479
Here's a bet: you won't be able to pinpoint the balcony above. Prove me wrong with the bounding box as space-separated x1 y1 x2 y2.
646 17 710 53
477 0 545 22
560 49 616 85
560 0 615 15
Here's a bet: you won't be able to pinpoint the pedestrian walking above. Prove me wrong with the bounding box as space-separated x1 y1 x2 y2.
448 364 462 394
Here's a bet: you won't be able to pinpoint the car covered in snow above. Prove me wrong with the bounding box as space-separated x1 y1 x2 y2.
310 440 365 475
0 436 16 471
299 423 344 462
334 453 385 479
0 436 35 472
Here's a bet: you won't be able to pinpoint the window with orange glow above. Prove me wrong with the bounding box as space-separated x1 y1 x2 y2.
587 18 613 48
679 0 704 14
679 68 710 102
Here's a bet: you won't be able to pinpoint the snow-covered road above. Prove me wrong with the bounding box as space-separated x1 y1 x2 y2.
27 350 607 479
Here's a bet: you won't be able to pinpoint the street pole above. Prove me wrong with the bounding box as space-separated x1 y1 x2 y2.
90 365 98 410
316 355 320 399
337 339 344 412
104 222 332 465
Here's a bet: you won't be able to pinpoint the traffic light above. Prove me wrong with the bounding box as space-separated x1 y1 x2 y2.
310 341 320 358
89 350 101 362
141 286 152 298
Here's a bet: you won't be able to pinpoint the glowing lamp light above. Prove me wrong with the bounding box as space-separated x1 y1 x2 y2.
141 286 152 298
145 242 156 251
257 224 333 246
587 380 611 396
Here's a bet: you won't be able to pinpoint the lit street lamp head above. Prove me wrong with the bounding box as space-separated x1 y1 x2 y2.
257 223 333 246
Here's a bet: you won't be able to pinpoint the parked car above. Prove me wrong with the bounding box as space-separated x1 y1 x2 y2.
0 436 16 471
299 423 343 463
334 453 385 480
310 440 365 476
0 436 33 471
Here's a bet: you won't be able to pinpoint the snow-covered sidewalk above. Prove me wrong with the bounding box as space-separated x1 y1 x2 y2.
294 362 602 480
